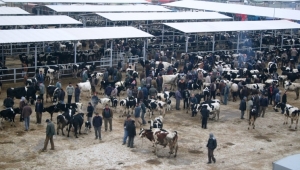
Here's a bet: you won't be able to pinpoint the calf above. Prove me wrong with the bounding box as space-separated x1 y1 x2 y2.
274 103 300 129
148 115 164 129
284 81 300 100
77 80 92 98
67 113 84 138
0 108 20 128
84 121 91 134
119 97 137 116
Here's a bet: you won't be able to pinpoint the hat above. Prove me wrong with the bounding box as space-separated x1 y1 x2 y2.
21 96 25 101
209 133 214 139
45 119 50 123
127 115 131 118
243 97 247 100
95 112 99 115
138 87 141 90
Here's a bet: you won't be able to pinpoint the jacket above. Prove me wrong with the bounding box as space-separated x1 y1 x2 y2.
59 90 65 101
142 87 148 97
56 82 62 89
126 120 136 137
134 106 141 118
105 86 113 96
39 84 45 94
137 91 144 100
282 94 287 103
75 87 80 97
132 89 138 98
127 89 133 98
205 76 211 83
92 115 103 127
201 108 209 118
66 86 74 95
102 108 113 118
4 98 14 108
247 100 253 110
46 122 55 136
224 85 229 95
207 138 217 150
87 105 94 117
141 103 146 113
175 90 182 100
37 74 44 83
149 87 157 96
190 97 198 104
35 102 43 112
82 71 88 82
239 100 246 111
22 105 32 118
19 101 26 112
260 97 268 107
275 93 281 102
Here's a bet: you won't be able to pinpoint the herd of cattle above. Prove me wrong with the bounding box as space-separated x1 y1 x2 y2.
1 46 300 157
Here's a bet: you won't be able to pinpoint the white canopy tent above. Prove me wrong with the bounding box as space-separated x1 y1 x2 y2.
0 7 30 15
163 20 300 52
0 15 82 26
0 26 153 68
163 0 300 21
46 4 171 13
3 0 149 3
0 1 5 4
96 12 232 21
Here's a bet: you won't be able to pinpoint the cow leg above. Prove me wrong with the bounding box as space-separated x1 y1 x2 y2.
57 124 60 135
295 118 298 129
50 112 53 121
67 124 71 137
78 125 82 134
289 118 293 128
295 89 299 100
174 143 178 157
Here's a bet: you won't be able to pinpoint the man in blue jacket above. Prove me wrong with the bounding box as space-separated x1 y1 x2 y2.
92 112 102 140
206 133 217 164
134 103 142 128
35 99 43 124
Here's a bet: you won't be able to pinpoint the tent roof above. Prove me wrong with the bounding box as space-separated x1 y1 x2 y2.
46 4 171 12
0 1 5 4
163 20 300 33
273 154 300 170
3 0 149 3
0 26 153 43
163 0 300 20
0 7 30 15
0 15 82 26
96 11 231 21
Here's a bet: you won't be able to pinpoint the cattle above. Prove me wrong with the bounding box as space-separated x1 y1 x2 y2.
202 87 210 101
199 100 221 120
46 68 55 84
162 73 179 90
274 103 300 129
264 62 277 74
100 80 116 91
98 98 111 107
7 86 36 105
119 97 137 116
157 91 175 102
84 121 91 134
284 81 300 100
286 72 300 82
0 108 20 128
145 99 166 118
46 85 59 103
155 61 173 69
91 72 103 86
67 113 84 138
230 83 239 102
248 108 258 130
26 78 39 91
77 80 92 97
245 83 265 92
148 115 163 129
110 97 118 110
278 75 288 87
56 109 75 136
139 128 178 158
44 103 81 121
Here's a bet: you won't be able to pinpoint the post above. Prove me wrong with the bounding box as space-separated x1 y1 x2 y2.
34 44 37 70
172 30 175 51
10 43 12 56
291 29 293 38
74 42 77 64
259 32 262 51
110 40 113 67
185 35 188 53
143 40 146 60
43 42 45 52
1 44 3 64
27 43 30 54
281 35 283 48
237 32 240 52
212 34 215 52
161 25 164 51
14 69 16 83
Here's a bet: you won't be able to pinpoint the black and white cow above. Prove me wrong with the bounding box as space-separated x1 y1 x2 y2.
145 99 166 118
119 97 137 116
284 81 300 100
274 103 300 129
7 86 36 104
67 113 84 138
26 77 39 91
264 62 277 74
57 109 74 136
0 108 20 128
148 115 163 129
46 85 60 103
199 100 221 120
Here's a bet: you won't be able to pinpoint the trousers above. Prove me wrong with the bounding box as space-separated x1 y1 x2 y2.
127 136 134 148
43 136 54 150
176 99 180 109
94 126 101 139
241 110 245 119
67 95 72 104
36 112 42 124
202 117 207 129
104 118 112 131
24 117 30 130
260 106 267 117
123 129 128 144
208 148 216 163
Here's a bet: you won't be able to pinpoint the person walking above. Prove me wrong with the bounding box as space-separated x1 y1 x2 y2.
122 115 131 145
175 88 182 110
201 105 209 129
190 94 198 117
126 119 136 148
59 89 65 104
105 84 113 98
148 85 158 99
35 99 43 124
92 112 102 140
41 119 55 151
22 103 32 131
102 104 113 132
239 97 247 119
247 98 253 120
223 83 229 105
66 82 74 104
91 93 99 108
134 103 142 127
87 102 94 130
39 82 45 103
275 91 281 107
74 85 80 103
259 94 268 117
140 100 147 125
206 133 217 164
137 87 144 103
19 97 26 122
55 80 62 89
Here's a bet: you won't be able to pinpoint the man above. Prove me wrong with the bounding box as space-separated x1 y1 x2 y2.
66 82 74 104
210 81 216 100
223 83 229 105
87 102 94 130
123 115 131 145
156 75 163 93
37 71 44 83
239 97 247 119
110 86 118 98
91 93 99 108
59 89 65 104
102 104 113 132
137 87 144 103
74 85 80 103
4 96 14 109
91 76 96 93
134 103 142 127
126 118 136 148
35 99 43 124
201 105 209 129
206 133 217 164
82 68 88 82
105 84 113 97
259 94 268 117
275 91 281 107
39 82 45 103
22 103 32 131
148 85 158 99
175 88 182 110
177 78 186 92
190 94 198 117
140 100 147 125
127 87 133 98
19 97 26 122
116 70 122 82
41 119 55 151
93 112 102 140
55 80 62 89
142 85 148 100
146 75 152 89
139 70 145 83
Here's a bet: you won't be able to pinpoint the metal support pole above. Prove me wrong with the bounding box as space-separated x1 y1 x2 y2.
110 41 113 67
106 19 107 27
172 30 175 51
10 43 12 56
281 35 283 48
185 35 188 53
14 69 16 83
27 43 29 54
237 32 240 52
127 21 128 26
43 42 45 52
1 44 3 64
291 29 293 38
161 25 164 51
212 34 215 52
74 42 77 64
34 44 37 70
259 32 263 51
143 40 146 60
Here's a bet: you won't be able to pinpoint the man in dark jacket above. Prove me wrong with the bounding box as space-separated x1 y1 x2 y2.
102 104 113 131
156 75 163 93
142 85 148 100
259 94 268 117
35 99 43 124
4 96 14 108
281 91 287 114
175 88 182 110
87 102 94 130
126 119 136 148
190 94 198 117
140 100 147 125
92 112 102 140
59 89 65 104
74 85 80 103
42 119 55 151
206 133 217 164
201 105 209 129
105 84 113 97
22 103 32 131
239 97 247 119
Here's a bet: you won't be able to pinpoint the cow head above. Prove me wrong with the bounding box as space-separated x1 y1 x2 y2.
273 103 284 112
284 81 292 90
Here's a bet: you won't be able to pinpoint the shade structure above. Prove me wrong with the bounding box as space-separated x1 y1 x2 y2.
96 11 231 21
0 7 30 15
0 15 82 26
0 26 154 43
163 0 300 20
273 154 300 170
163 20 300 33
46 4 171 12
0 1 5 4
3 0 149 3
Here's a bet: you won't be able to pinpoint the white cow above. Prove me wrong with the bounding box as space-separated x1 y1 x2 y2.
155 61 173 69
162 73 179 90
46 68 55 84
77 80 91 97
245 83 265 91
200 102 221 120
284 81 300 100
91 72 103 86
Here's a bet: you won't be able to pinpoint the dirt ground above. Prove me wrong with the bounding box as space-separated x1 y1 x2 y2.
0 64 300 170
